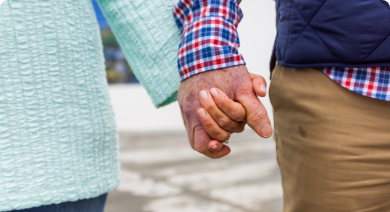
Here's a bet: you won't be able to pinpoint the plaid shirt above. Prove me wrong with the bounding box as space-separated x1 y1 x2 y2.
174 0 390 101
323 67 390 101
173 0 245 80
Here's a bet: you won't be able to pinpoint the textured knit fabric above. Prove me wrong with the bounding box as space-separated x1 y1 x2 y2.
173 0 246 80
98 0 181 107
0 1 121 211
322 67 390 101
0 0 190 210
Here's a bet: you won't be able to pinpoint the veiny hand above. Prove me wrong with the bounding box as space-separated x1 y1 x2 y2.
178 65 272 159
199 73 269 151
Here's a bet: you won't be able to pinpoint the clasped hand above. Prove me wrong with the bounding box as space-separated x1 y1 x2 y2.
178 65 272 159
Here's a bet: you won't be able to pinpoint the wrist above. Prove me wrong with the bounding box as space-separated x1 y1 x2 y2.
177 17 245 81
178 65 250 102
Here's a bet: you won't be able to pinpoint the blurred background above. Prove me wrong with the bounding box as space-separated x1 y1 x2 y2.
92 0 281 211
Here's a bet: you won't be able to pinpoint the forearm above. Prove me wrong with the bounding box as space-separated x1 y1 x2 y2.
96 0 181 107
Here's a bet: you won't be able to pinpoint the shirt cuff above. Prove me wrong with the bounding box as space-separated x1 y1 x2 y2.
177 16 246 81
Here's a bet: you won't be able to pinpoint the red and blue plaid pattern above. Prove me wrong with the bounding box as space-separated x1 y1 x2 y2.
323 67 390 101
174 0 246 81
173 1 390 101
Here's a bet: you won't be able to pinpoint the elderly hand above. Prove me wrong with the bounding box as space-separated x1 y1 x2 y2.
198 73 269 151
178 65 272 159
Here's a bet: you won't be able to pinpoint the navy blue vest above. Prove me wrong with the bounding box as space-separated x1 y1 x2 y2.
271 0 390 71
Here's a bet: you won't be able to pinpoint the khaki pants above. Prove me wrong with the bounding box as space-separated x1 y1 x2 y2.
269 63 390 212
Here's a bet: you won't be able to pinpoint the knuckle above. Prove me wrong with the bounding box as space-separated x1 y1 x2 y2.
218 118 231 129
216 97 230 107
203 103 213 111
216 132 229 142
250 108 268 124
202 119 215 129
228 104 245 120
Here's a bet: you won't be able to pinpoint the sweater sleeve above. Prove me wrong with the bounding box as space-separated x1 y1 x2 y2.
173 0 245 81
96 0 182 108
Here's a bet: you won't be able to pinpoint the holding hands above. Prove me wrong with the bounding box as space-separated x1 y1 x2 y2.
178 65 272 159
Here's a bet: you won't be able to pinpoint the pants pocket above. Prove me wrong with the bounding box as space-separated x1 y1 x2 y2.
269 62 282 109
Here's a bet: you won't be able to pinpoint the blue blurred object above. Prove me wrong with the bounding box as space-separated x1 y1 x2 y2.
91 0 140 84
91 0 109 28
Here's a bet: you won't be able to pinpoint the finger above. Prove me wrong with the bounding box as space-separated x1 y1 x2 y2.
197 108 231 142
199 90 245 133
236 91 272 138
193 124 231 158
179 93 230 159
209 140 224 153
209 88 246 122
249 73 267 97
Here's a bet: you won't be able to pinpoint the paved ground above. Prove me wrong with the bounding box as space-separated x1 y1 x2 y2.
104 130 283 212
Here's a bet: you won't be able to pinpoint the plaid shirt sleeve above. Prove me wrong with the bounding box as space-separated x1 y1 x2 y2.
173 0 246 81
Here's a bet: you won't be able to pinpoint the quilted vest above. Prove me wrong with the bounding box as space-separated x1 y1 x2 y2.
272 0 390 70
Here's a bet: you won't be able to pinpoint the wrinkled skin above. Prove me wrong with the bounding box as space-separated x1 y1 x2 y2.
178 65 272 159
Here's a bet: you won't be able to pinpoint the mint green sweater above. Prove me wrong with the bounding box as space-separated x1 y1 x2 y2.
0 0 180 210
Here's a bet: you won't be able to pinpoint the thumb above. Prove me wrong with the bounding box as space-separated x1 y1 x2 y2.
249 73 267 97
236 92 272 138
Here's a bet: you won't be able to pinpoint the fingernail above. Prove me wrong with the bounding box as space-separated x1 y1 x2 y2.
200 90 208 100
260 84 266 93
210 88 218 97
197 109 207 119
261 123 272 138
211 145 218 150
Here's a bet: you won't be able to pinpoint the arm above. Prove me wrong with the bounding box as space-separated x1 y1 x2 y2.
175 0 272 158
97 0 181 107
